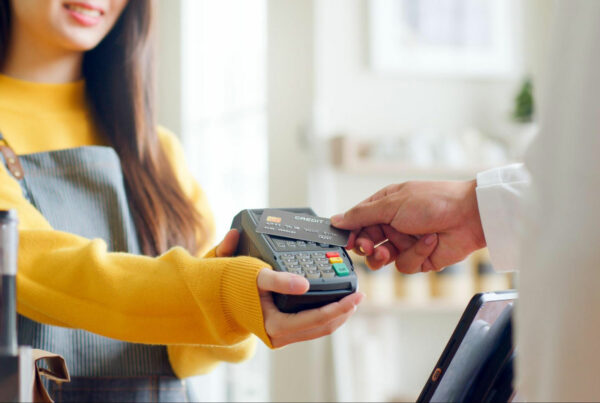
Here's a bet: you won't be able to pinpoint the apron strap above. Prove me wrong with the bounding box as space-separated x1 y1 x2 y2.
0 133 25 180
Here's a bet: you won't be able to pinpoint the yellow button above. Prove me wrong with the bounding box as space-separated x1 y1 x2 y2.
329 257 343 264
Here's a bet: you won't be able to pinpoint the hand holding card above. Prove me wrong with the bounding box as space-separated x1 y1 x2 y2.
256 209 350 247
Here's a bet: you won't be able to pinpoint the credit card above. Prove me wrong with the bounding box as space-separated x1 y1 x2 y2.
256 209 350 247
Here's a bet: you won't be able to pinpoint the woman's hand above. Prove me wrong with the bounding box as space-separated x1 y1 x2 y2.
215 229 365 348
256 269 363 348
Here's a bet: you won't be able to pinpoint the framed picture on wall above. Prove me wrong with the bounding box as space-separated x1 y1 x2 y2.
368 0 522 77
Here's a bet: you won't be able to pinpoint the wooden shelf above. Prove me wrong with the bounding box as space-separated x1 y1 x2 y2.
328 135 507 179
357 299 468 315
332 162 491 179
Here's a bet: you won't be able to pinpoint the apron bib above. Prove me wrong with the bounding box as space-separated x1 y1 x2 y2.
0 137 188 402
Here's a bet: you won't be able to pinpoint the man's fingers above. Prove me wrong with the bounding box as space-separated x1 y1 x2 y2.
346 230 360 250
365 240 398 270
394 233 438 274
363 225 387 246
354 224 387 255
382 225 415 252
331 198 395 230
266 292 364 339
257 269 310 295
215 229 240 257
422 257 439 272
354 236 375 256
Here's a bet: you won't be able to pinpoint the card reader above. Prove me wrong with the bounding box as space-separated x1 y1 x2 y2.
231 208 358 313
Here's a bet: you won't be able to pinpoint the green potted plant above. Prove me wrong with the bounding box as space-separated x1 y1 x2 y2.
512 78 534 123
508 78 537 158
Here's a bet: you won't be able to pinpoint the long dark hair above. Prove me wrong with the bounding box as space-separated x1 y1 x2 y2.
0 0 205 256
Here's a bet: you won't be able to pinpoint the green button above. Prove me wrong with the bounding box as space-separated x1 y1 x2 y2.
332 263 349 276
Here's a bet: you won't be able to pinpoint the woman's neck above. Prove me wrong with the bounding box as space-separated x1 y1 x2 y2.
2 22 84 83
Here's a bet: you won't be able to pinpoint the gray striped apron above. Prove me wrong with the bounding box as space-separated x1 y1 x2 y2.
0 137 189 402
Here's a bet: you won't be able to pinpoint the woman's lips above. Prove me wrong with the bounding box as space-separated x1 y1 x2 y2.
63 2 104 27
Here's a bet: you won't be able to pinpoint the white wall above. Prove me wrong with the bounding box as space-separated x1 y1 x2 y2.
313 0 522 140
156 0 183 136
267 0 314 207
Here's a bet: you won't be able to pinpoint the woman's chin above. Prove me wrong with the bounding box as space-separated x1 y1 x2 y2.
57 29 110 52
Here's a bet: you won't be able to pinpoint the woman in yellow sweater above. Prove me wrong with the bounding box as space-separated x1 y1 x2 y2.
0 0 363 401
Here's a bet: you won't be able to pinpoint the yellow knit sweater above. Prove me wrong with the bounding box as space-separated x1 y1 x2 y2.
0 74 272 378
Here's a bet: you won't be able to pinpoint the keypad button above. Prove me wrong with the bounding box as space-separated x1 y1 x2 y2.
319 243 329 248
282 253 294 258
285 241 297 247
305 270 321 279
315 258 329 264
325 252 340 258
317 263 331 270
297 253 311 259
329 257 343 264
321 269 335 279
297 241 306 247
332 263 350 276
311 253 325 259
299 258 314 264
307 241 317 246
288 266 303 273
302 264 317 271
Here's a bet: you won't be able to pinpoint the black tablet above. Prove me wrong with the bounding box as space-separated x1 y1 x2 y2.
417 290 517 403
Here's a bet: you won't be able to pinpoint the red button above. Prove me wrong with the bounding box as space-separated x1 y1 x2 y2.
326 252 340 258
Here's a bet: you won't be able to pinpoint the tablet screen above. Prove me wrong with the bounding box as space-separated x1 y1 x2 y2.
429 296 515 402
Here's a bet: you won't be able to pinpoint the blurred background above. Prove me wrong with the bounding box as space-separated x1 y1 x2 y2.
156 0 550 401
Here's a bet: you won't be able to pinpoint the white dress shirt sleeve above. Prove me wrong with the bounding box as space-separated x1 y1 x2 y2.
475 163 530 272
515 1 600 399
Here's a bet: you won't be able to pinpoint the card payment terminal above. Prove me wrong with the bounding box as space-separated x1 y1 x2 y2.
231 208 358 313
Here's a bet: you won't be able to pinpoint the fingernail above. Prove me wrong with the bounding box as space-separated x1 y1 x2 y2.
424 233 437 246
289 275 308 293
359 246 366 254
331 214 344 225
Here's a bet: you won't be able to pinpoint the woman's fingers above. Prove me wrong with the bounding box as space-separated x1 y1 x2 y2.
270 308 356 348
215 229 240 257
263 292 364 344
257 268 310 295
394 233 438 274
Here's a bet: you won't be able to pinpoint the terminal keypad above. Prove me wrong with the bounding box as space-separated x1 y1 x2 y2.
278 251 350 278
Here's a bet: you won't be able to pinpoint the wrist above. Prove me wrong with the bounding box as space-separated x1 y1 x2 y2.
220 257 273 348
462 179 486 249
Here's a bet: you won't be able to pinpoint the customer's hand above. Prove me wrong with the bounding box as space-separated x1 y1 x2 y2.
330 180 486 274
215 229 365 348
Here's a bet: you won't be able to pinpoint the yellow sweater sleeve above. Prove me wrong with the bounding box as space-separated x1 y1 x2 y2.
0 129 273 379
156 127 270 377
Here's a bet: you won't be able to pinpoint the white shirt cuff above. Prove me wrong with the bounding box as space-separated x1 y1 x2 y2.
476 164 529 272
